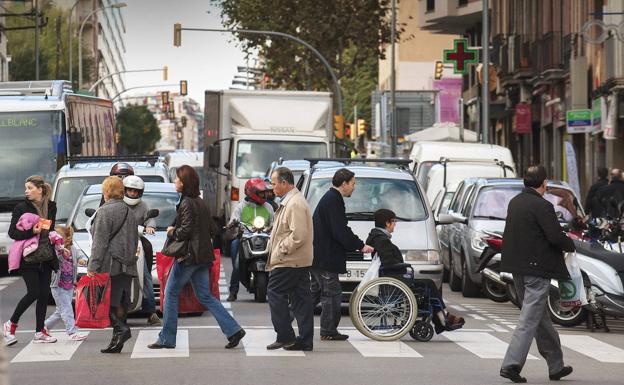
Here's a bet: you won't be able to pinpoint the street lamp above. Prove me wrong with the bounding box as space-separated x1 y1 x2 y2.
88 67 168 92
111 84 178 102
67 0 80 84
78 2 127 91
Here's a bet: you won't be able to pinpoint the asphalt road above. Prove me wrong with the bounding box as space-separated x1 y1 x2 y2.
1 258 624 385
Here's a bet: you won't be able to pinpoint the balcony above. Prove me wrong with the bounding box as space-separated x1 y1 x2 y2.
511 34 535 79
537 32 566 79
419 0 483 34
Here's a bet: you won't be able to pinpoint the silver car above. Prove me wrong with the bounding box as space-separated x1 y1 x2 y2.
300 161 453 298
443 178 584 298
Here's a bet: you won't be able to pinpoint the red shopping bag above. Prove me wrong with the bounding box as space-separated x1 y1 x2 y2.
75 273 111 328
156 250 221 314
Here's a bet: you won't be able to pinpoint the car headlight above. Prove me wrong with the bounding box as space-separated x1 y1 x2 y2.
404 250 440 264
471 232 488 252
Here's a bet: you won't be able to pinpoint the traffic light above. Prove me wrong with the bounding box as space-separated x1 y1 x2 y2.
333 114 344 139
434 61 443 80
349 123 356 141
173 23 182 47
168 101 175 120
357 119 366 136
179 80 188 96
163 66 168 81
161 91 170 111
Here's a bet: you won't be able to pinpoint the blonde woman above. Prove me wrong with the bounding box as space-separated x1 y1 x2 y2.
3 176 58 345
87 176 138 354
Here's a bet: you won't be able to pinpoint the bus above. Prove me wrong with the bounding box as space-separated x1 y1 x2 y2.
0 80 117 271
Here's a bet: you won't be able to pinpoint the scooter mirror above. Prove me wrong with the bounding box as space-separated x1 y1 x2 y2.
146 209 160 220
85 208 96 217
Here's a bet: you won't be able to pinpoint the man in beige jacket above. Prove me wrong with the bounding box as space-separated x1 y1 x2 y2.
266 167 314 351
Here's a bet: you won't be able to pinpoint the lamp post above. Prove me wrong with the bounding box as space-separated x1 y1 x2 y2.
111 84 178 102
481 0 489 144
67 0 80 84
88 67 168 93
390 0 397 156
78 2 127 91
174 25 343 116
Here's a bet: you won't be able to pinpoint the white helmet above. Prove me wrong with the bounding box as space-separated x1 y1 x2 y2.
123 175 144 206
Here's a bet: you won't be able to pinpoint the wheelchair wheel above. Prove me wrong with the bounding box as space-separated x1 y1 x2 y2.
349 277 418 341
409 321 434 342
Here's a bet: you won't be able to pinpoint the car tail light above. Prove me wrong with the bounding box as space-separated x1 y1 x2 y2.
230 187 239 201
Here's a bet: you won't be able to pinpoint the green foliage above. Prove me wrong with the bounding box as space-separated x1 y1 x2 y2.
212 0 403 123
117 105 161 155
5 1 92 86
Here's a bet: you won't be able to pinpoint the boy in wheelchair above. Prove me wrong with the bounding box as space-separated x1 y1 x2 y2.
366 209 464 334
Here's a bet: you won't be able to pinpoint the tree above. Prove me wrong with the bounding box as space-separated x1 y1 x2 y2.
117 105 161 155
212 0 406 124
5 1 93 87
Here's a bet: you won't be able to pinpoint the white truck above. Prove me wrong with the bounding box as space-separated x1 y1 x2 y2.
203 90 334 228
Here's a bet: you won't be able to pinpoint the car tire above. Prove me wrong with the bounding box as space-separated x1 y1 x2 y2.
461 256 481 298
442 266 450 283
448 253 461 292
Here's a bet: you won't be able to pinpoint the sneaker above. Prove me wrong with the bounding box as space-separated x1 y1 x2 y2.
147 313 162 326
42 327 53 337
68 333 88 341
4 334 17 347
33 331 57 343
3 321 17 346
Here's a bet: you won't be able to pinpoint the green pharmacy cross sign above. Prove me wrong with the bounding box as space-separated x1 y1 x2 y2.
443 39 479 75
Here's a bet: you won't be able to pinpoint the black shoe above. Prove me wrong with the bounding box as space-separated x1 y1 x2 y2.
226 293 237 302
100 335 121 353
147 342 175 349
549 366 573 381
283 340 313 351
266 340 296 350
225 329 246 349
500 367 527 383
320 333 349 341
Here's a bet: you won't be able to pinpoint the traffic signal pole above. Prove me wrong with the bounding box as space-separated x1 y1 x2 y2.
481 0 489 144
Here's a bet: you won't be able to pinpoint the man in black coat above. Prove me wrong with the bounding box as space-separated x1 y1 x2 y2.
500 165 575 383
311 168 373 341
584 167 608 217
596 168 624 219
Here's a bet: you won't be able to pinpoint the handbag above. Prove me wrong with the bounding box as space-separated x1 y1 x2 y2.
23 236 55 264
75 273 111 328
162 236 189 258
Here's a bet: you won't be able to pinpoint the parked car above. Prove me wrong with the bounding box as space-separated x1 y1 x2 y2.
52 156 169 224
299 158 458 299
67 182 179 309
442 178 583 298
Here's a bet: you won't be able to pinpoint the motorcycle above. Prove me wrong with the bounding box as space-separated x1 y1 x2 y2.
232 216 271 303
475 231 508 302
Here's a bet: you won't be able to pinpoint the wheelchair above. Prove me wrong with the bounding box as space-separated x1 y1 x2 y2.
349 263 444 342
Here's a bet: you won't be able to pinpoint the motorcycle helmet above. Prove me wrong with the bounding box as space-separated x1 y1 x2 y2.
110 162 135 178
244 177 268 205
123 175 145 206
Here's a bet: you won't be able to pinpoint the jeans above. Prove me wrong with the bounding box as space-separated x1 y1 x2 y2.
310 268 342 336
142 258 157 314
11 264 52 332
268 267 314 348
45 287 78 334
158 261 242 347
229 239 240 295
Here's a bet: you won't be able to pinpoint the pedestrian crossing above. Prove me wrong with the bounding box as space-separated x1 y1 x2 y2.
7 327 624 364
0 276 20 292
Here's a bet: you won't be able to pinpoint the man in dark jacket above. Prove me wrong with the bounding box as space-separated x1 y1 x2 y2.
500 165 575 383
311 168 373 341
596 168 624 219
584 167 608 217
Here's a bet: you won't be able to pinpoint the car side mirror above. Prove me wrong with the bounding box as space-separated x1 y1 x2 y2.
435 213 455 226
146 209 159 220
85 208 96 217
450 213 468 225
69 131 83 155
208 145 220 169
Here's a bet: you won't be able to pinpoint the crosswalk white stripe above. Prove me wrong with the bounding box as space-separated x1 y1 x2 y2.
218 279 227 285
487 324 509 333
131 330 189 358
441 331 538 360
11 332 90 363
467 313 486 320
220 294 229 301
346 331 422 358
449 305 468 312
0 285 8 291
560 335 624 363
242 329 305 356
220 272 226 278
223 302 232 309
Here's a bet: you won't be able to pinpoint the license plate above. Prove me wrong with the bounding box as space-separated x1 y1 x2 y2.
340 268 367 281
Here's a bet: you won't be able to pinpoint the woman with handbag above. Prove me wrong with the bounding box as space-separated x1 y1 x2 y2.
148 165 246 350
87 176 139 353
3 176 58 345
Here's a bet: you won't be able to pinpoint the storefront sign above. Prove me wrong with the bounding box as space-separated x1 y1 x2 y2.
434 79 462 124
514 103 532 134
564 141 581 199
566 109 593 134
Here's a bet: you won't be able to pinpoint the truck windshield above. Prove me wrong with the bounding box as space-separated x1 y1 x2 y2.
0 111 61 200
235 140 327 178
307 177 427 221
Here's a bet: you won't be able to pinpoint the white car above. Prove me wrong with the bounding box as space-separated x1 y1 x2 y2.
67 182 179 311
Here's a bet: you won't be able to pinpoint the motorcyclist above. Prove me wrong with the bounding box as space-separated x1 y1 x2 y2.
226 178 274 302
123 175 161 326
98 162 136 206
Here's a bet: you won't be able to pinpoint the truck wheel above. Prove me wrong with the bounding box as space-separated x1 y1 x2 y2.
254 272 268 303
461 257 482 298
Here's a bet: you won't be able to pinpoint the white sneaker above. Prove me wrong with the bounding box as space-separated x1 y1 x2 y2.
68 332 87 341
3 321 17 346
33 331 57 343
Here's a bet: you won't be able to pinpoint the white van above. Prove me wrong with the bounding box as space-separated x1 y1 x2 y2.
409 141 516 203
164 150 203 183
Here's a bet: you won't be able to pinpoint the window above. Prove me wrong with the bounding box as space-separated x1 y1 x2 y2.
235 141 326 179
472 186 522 220
427 0 435 12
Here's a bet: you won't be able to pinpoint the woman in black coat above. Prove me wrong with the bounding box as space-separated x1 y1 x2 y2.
3 175 58 345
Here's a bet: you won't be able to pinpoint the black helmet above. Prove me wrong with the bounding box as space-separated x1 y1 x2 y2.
110 162 135 177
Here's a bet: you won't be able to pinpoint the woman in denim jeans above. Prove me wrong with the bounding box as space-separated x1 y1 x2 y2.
148 165 246 349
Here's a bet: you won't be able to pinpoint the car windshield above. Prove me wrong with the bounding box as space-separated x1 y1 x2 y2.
307 177 427 221
71 191 179 232
55 175 165 222
236 141 327 178
471 185 582 222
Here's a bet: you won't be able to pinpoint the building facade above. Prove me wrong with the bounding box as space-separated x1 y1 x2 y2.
0 14 8 82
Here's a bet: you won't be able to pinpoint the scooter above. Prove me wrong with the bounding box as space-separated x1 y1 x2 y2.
234 216 271 303
475 231 508 302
